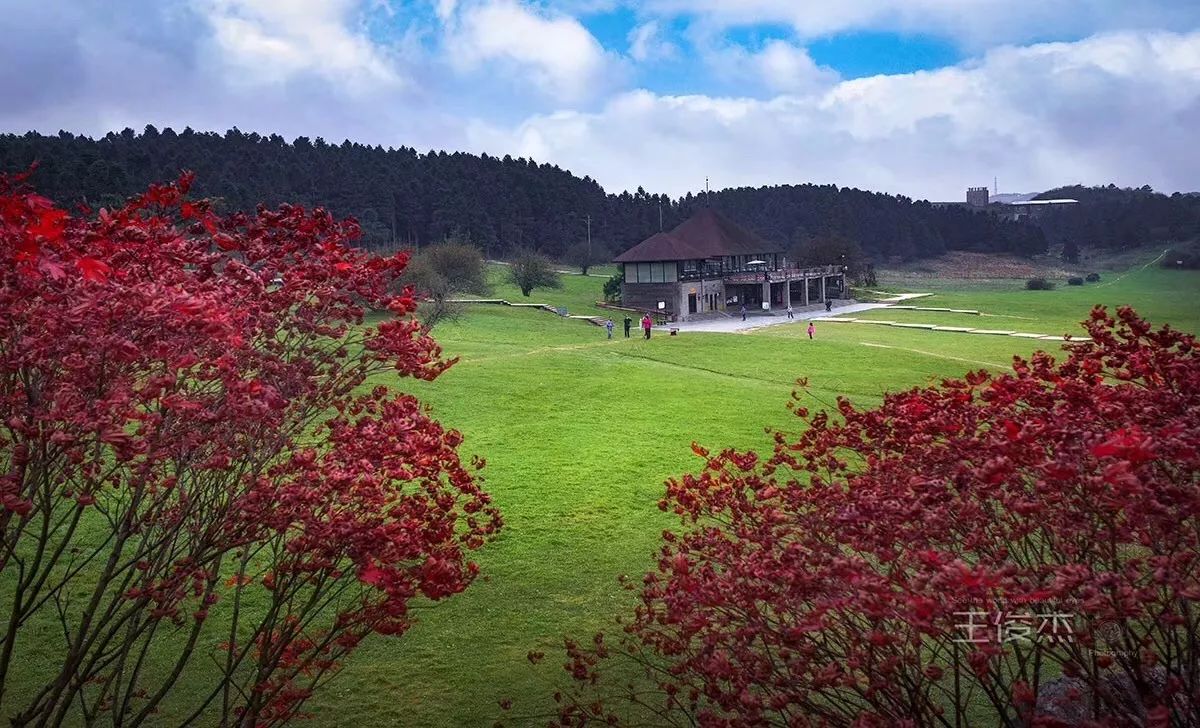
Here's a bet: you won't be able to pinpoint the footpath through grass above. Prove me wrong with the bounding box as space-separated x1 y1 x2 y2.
304 259 1198 726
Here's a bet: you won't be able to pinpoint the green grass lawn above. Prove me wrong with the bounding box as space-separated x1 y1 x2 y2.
303 259 1198 726
481 263 616 320
4 257 1197 726
846 265 1200 336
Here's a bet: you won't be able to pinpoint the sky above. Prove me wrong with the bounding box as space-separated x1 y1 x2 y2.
2 0 1199 200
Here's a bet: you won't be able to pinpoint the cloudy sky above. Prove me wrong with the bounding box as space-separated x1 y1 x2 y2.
2 0 1199 200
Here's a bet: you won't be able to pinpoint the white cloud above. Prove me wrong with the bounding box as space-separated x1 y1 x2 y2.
194 0 402 90
643 0 1200 48
467 30 1200 199
443 0 618 101
628 21 679 62
2 1 1198 205
755 41 837 92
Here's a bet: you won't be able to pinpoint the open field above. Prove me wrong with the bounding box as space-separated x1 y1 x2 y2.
4 255 1197 726
303 256 1199 726
844 266 1197 336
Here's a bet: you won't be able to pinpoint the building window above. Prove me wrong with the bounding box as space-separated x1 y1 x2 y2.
637 263 651 283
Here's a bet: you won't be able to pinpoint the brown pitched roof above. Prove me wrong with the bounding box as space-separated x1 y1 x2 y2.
613 208 783 263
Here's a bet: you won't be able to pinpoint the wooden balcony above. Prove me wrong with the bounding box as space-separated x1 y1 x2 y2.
721 265 843 284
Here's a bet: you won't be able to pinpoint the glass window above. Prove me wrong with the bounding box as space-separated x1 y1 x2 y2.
650 262 663 282
637 263 651 283
663 262 677 282
623 264 634 283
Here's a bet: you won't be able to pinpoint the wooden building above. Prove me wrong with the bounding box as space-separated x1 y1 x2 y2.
614 208 846 321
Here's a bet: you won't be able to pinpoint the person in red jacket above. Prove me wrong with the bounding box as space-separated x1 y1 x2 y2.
641 314 653 340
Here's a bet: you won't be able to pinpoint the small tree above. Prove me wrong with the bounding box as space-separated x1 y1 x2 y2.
548 307 1200 727
563 242 609 276
1062 237 1081 264
0 174 501 726
508 249 562 297
402 238 489 330
603 272 623 303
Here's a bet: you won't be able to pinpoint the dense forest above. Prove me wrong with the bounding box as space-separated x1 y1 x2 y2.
1 127 1196 262
1035 184 1200 252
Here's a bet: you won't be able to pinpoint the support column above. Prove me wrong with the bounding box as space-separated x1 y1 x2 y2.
761 280 771 310
820 276 827 302
803 276 809 306
784 279 792 309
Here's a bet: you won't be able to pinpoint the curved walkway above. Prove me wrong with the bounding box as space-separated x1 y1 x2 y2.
663 302 892 333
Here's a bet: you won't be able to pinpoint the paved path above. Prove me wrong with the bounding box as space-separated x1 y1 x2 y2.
658 301 893 333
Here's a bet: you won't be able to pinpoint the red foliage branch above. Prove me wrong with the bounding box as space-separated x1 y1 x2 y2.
550 307 1199 727
0 174 500 726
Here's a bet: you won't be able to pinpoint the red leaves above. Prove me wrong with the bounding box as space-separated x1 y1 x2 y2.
29 208 69 241
358 564 387 588
552 306 1200 727
1090 426 1156 464
0 174 493 726
76 257 111 282
212 232 239 251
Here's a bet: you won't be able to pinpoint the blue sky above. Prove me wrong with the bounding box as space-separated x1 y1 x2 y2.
2 0 1199 199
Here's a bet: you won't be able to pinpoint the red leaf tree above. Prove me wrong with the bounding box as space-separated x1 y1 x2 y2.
0 173 500 726
550 308 1199 727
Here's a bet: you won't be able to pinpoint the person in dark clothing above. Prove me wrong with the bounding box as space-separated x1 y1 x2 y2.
623 316 632 338
825 299 833 313
740 304 747 321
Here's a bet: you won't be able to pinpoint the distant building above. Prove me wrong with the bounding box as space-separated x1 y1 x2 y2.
614 208 846 322
996 198 1078 221
966 186 990 208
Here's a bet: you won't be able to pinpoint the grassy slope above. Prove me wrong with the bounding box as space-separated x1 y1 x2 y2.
308 260 1198 726
3 259 1195 726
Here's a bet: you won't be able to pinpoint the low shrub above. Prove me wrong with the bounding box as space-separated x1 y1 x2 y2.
1085 272 1101 282
1067 276 1084 286
1026 277 1054 290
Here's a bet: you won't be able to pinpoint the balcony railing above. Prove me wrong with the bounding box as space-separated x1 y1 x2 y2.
675 264 843 282
720 265 843 283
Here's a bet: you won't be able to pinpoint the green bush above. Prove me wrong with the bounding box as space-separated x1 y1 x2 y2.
1026 277 1055 290
1085 272 1101 282
603 272 623 302
1067 277 1084 286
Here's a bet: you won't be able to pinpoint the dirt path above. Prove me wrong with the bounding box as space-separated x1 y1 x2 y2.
1094 248 1168 287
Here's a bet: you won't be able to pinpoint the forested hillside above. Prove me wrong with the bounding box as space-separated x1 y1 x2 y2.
1035 184 1200 251
5 126 1189 262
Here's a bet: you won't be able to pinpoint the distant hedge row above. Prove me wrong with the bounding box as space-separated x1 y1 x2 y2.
1027 272 1101 290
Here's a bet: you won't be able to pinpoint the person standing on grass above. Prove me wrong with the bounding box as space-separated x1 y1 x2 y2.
641 314 653 340
808 321 816 339
786 305 794 319
623 315 632 338
605 318 614 339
